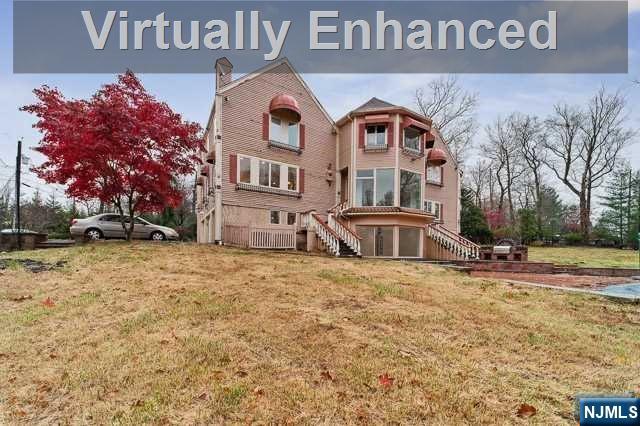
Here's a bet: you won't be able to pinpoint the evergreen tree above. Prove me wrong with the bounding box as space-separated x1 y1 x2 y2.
460 187 493 244
598 164 635 247
538 185 565 239
518 208 538 244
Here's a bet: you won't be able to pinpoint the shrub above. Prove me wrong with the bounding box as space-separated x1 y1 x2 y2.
563 232 584 246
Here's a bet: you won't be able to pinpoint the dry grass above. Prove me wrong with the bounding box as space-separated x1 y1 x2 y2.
528 246 640 269
1 242 639 424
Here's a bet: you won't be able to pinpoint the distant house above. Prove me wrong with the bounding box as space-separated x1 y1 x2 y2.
197 58 478 260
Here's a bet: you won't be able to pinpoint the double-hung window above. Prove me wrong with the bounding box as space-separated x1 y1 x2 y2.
400 170 422 209
355 168 395 207
366 125 386 148
403 127 421 152
238 155 299 192
270 116 299 148
426 165 443 185
425 200 443 221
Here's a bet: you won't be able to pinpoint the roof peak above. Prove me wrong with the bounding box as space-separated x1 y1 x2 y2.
353 97 397 112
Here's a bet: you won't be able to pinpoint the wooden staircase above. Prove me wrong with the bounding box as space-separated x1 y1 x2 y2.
308 212 361 257
425 224 479 261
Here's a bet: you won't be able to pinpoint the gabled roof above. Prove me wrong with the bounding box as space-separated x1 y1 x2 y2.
215 58 335 128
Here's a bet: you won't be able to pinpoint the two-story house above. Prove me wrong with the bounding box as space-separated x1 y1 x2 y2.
197 58 479 260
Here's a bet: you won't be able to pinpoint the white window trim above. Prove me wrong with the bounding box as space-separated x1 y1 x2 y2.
366 124 387 148
237 154 299 193
425 200 444 222
269 114 300 148
399 169 423 210
426 165 443 185
403 128 422 153
355 168 395 207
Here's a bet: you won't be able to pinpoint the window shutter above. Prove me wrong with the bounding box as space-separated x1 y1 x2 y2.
358 123 365 148
262 113 269 141
387 123 394 147
299 168 305 193
229 154 237 183
300 124 306 150
421 133 426 154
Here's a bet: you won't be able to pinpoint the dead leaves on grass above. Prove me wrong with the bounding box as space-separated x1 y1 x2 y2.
378 373 394 390
10 295 32 302
516 403 537 418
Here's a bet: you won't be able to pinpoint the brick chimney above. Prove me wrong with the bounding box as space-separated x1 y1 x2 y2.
215 57 233 91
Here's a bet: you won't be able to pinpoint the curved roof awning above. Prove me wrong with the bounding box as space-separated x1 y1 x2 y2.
427 148 447 166
402 117 429 133
269 94 301 122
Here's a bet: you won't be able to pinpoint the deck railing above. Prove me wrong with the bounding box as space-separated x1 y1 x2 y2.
223 224 296 249
309 213 341 256
328 213 361 256
426 223 480 260
249 225 296 249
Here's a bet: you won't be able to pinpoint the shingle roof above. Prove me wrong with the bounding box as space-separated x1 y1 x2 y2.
352 97 397 113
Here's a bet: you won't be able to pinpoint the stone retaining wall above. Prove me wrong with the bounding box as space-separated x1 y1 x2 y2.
454 260 640 278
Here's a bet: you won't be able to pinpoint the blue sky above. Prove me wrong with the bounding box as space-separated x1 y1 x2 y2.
1 1 639 203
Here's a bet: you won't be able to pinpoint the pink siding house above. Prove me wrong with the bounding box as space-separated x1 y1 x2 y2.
197 58 479 260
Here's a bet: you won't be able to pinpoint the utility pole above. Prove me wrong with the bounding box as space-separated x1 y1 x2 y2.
15 138 22 250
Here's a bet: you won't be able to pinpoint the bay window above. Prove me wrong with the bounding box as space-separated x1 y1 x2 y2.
403 127 421 152
355 168 395 207
270 116 299 148
355 170 374 206
400 170 422 209
238 155 299 192
399 227 421 257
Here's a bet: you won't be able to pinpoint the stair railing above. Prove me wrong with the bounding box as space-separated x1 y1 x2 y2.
427 223 480 260
309 213 341 256
328 213 361 256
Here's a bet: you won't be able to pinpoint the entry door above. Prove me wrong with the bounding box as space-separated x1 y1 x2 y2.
375 227 394 257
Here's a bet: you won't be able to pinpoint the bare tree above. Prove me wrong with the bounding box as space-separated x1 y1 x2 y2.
415 76 479 165
512 113 546 235
483 115 528 224
465 159 491 208
544 87 635 240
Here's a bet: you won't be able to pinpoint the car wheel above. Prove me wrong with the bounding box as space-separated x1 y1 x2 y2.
150 231 165 241
85 228 103 241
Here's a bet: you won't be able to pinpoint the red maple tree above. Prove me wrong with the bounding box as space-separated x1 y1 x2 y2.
21 71 204 240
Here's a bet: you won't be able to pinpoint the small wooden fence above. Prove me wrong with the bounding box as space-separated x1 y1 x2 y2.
223 224 296 250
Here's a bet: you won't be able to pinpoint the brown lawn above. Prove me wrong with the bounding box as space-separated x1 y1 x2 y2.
1 242 639 424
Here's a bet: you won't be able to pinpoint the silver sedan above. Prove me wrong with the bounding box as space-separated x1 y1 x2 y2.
70 214 179 241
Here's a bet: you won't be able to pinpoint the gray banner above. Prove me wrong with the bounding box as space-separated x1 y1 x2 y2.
13 0 628 73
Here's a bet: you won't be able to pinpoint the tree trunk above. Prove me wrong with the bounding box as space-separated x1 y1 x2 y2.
579 195 590 242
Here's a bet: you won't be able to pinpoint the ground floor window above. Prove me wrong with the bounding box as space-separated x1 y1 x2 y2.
398 227 421 257
270 210 280 224
357 225 394 257
425 200 443 221
287 212 296 225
